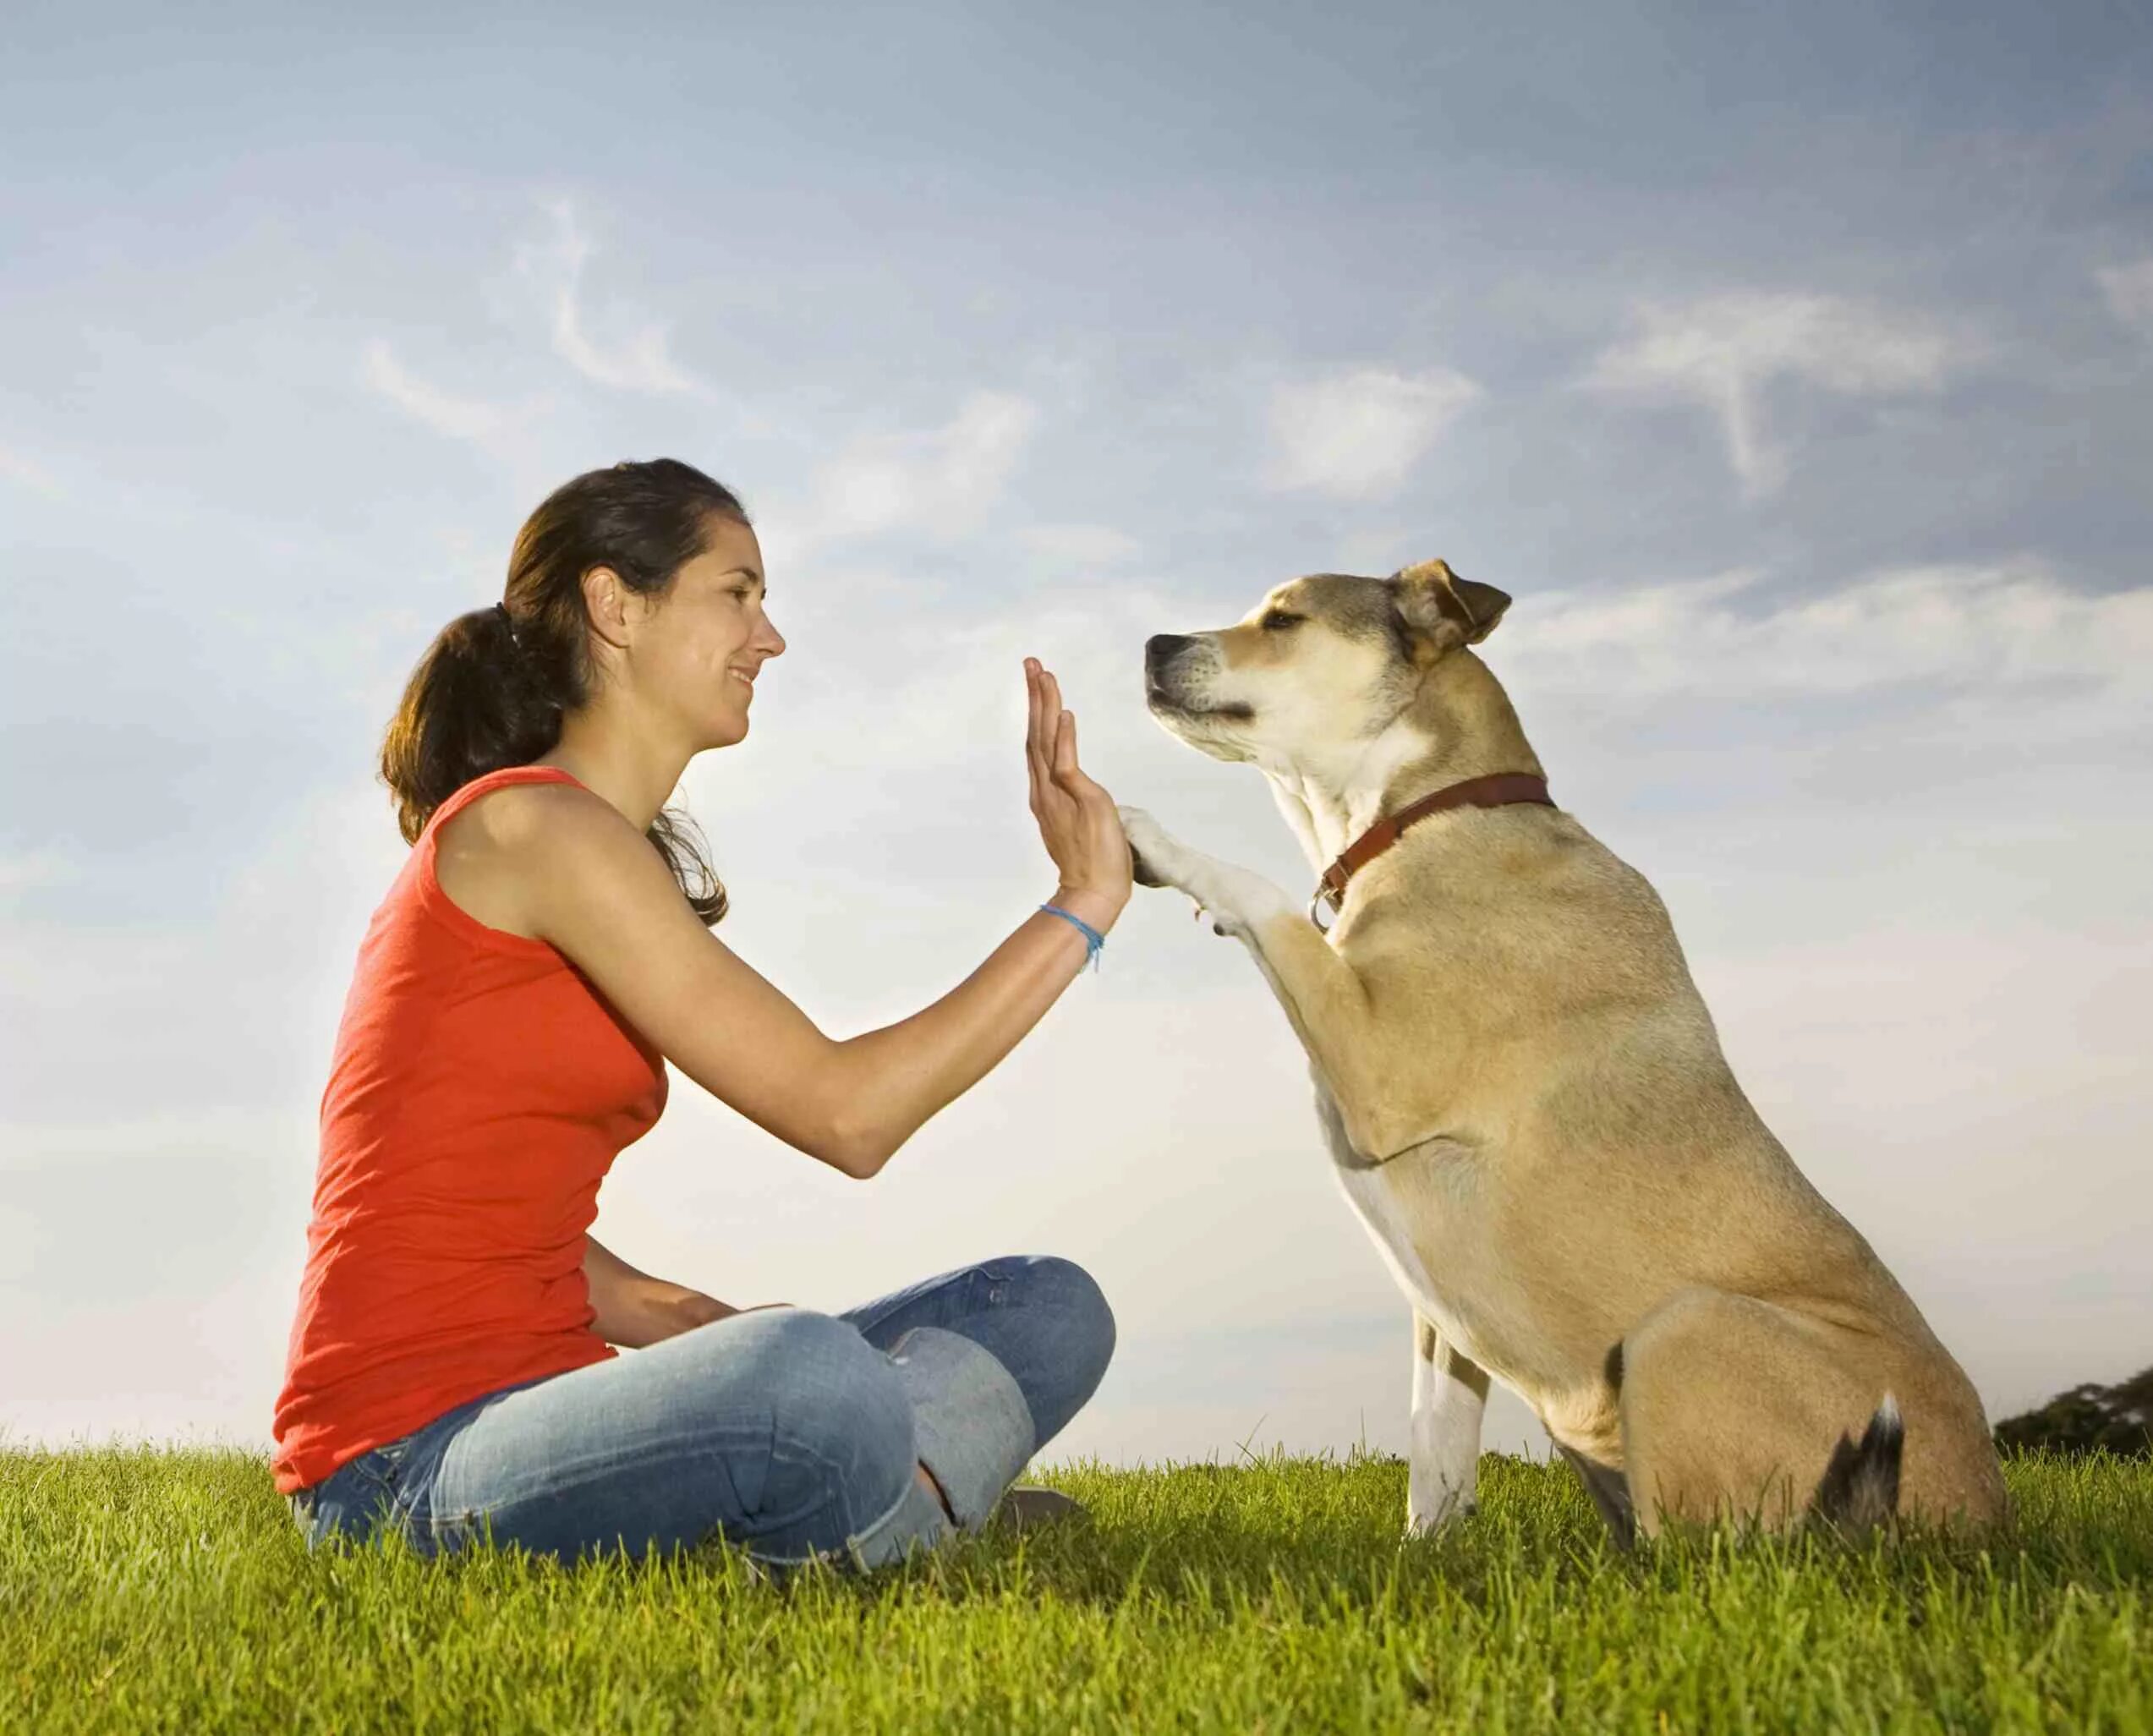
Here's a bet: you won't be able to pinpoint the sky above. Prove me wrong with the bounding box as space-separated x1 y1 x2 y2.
3 1 2150 1470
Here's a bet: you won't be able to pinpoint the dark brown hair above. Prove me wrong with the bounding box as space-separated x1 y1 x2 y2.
380 458 745 925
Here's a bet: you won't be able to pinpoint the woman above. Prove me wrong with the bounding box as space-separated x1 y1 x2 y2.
271 458 1129 1569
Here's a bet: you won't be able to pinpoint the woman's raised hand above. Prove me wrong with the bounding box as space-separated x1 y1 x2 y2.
1024 658 1131 926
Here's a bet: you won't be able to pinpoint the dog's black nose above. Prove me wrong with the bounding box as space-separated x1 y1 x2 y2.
1146 633 1194 672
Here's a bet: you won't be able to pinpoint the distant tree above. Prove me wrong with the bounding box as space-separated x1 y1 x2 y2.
1993 1363 2152 1458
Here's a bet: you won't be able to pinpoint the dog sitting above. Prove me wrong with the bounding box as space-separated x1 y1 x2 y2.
1120 559 2007 1540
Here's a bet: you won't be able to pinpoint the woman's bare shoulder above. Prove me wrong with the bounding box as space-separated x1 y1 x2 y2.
434 777 649 939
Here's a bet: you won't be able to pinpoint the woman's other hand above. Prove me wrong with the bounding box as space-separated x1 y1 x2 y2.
675 1295 792 1330
1024 658 1131 928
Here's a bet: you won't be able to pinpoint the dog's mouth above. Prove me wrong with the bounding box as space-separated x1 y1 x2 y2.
1145 682 1254 723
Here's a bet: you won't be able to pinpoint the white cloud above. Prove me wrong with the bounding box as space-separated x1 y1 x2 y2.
359 338 523 448
1267 365 1482 500
0 445 63 497
1502 561 2153 703
1582 293 1967 496
517 200 700 395
780 391 1041 549
2096 258 2153 342
0 848 73 903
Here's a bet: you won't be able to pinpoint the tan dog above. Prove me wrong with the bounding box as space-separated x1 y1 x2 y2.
1120 560 2007 1541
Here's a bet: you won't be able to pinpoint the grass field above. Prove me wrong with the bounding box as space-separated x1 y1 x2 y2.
4 1447 2149 1733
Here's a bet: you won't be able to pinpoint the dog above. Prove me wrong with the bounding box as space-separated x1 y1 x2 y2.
1120 559 2008 1541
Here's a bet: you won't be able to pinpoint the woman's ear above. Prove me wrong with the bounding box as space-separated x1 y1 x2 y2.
580 564 633 649
1393 558 1512 654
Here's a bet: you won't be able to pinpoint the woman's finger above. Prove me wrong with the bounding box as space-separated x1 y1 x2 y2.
1023 660 1046 798
1034 668 1065 786
1035 665 1060 769
1026 661 1054 804
1052 707 1079 780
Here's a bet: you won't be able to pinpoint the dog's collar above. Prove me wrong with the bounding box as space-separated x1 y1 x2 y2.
1309 772 1554 928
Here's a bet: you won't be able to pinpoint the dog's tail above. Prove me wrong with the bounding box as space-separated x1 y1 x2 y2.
1809 1394 1904 1531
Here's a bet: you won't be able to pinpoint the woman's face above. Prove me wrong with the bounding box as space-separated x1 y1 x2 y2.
628 514 786 751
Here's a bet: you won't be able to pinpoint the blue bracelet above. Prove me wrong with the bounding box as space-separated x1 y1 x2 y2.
1039 903 1105 971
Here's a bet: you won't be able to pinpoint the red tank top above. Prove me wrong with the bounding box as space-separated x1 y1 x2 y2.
270 764 668 1493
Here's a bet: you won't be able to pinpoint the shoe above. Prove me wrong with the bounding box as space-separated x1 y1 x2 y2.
989 1485 1085 1532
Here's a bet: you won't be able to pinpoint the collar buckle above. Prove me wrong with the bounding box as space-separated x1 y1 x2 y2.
1308 865 1349 931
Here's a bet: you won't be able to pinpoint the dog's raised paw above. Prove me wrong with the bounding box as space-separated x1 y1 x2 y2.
1117 806 1178 890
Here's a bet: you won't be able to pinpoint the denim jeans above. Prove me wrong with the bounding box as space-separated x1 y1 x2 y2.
286 1254 1114 1569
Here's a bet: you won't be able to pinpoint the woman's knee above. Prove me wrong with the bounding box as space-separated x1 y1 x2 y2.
748 1311 918 1517
994 1255 1116 1445
1024 1256 1116 1374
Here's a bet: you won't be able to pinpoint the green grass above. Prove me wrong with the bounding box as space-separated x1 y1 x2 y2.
3 1448 2149 1733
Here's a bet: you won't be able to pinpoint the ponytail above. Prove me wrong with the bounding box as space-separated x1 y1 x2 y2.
380 603 562 843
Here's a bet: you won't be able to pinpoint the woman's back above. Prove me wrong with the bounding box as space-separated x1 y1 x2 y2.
270 764 667 1494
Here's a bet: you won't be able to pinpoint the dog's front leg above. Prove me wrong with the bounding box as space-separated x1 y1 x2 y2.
1120 806 1409 1159
1410 1315 1489 1535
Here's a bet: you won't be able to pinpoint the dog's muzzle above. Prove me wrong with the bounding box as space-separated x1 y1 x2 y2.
1144 634 1251 720
1144 633 1195 697
1144 633 1195 709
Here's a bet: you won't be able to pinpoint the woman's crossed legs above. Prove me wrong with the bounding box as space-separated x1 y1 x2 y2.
290 1255 1115 1569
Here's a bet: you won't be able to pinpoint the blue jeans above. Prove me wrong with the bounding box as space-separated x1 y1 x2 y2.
286 1254 1114 1569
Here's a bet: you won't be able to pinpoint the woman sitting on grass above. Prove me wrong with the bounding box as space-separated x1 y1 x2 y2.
271 458 1126 1569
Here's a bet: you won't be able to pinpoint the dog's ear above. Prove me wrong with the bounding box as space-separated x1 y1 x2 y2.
1394 559 1511 655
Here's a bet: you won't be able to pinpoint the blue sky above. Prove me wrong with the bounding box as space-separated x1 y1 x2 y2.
4 2 2150 1462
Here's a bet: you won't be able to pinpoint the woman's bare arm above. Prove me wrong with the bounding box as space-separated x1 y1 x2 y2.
520 663 1131 1179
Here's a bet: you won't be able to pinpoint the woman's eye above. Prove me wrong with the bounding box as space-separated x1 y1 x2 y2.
1260 611 1300 632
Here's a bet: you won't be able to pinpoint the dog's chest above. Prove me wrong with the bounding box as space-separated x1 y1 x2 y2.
1313 1088 1493 1368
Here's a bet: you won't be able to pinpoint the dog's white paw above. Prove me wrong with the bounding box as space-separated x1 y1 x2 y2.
1119 806 1294 938
1403 1481 1472 1533
1117 805 1192 892
1404 1488 1477 1538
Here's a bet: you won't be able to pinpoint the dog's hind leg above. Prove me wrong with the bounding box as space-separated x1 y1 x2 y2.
1407 1314 1489 1535
1616 1287 1894 1537
1553 1442 1637 1547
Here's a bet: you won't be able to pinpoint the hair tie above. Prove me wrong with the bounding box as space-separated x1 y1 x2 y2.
493 601 518 643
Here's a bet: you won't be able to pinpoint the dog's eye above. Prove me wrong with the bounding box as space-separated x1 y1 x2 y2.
1260 611 1301 632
